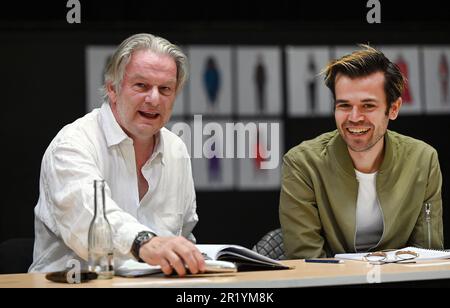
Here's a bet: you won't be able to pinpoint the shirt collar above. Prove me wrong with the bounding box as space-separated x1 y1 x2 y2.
151 129 166 166
100 102 167 165
100 102 130 147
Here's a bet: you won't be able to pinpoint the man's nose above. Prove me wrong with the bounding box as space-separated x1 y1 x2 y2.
144 87 160 107
348 106 364 122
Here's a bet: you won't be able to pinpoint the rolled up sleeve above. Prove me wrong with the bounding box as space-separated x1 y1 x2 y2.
44 141 152 260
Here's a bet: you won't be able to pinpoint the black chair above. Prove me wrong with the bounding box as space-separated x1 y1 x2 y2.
0 238 34 274
252 228 286 260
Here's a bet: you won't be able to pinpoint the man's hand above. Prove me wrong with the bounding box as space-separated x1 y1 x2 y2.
138 236 206 276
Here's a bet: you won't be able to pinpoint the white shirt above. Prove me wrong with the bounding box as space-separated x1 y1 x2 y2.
354 170 384 252
29 103 198 272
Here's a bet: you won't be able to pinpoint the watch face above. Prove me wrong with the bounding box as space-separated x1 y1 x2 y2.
137 232 151 243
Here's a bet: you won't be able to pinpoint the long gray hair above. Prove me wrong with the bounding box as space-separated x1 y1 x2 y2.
102 33 188 101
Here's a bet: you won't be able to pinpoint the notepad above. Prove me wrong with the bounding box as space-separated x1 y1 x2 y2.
335 247 450 262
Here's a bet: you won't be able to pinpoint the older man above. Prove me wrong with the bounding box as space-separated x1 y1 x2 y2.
30 33 205 276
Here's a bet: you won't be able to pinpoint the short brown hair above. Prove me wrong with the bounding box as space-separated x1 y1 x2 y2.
322 44 405 112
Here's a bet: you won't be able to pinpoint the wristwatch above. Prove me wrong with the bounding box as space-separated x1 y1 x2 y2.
131 231 155 262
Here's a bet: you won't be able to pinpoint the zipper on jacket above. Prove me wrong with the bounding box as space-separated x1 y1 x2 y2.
424 202 432 249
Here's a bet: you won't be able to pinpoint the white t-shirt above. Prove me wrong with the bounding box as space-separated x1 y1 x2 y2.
355 170 384 252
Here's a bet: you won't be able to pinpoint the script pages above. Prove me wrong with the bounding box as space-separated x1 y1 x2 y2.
197 244 290 271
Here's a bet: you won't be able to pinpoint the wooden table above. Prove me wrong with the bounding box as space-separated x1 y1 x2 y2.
2 259 450 288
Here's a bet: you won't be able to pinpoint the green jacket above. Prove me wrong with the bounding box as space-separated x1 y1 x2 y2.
279 130 444 259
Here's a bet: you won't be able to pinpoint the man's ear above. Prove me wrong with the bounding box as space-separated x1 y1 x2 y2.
106 82 117 104
389 97 402 120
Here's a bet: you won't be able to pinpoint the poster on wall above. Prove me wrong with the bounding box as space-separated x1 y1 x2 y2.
188 46 233 116
85 46 116 112
286 46 333 116
380 46 423 114
85 46 186 116
167 120 234 191
237 120 283 190
423 46 450 114
237 47 283 116
333 46 359 59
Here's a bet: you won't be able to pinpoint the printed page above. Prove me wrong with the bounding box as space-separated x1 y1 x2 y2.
196 244 288 267
196 244 231 260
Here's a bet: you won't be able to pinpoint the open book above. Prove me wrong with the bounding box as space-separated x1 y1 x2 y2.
115 244 289 277
335 246 450 262
196 244 290 272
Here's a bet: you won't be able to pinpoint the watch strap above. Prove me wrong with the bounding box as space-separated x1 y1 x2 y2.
131 231 155 262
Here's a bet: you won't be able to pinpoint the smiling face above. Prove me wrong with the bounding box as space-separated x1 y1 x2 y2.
334 71 401 154
107 49 177 142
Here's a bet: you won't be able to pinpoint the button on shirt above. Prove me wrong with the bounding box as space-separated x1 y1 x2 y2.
29 103 198 272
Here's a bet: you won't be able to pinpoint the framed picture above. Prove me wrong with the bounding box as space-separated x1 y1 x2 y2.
85 46 116 112
287 46 333 116
236 120 283 190
333 46 358 59
168 119 234 191
188 46 233 116
423 46 450 114
237 47 283 116
381 46 423 114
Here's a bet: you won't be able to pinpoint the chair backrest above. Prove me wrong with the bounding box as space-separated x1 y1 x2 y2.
0 238 34 274
252 228 286 260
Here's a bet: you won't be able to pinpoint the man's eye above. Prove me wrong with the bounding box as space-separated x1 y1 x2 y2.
363 104 375 109
336 104 351 109
135 83 146 89
160 87 173 95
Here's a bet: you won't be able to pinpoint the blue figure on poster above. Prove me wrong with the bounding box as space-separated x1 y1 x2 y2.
203 56 221 113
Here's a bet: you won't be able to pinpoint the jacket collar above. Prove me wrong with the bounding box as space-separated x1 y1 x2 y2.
330 130 395 176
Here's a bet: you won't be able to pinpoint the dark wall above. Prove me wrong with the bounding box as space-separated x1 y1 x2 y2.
0 39 86 241
1 1 449 249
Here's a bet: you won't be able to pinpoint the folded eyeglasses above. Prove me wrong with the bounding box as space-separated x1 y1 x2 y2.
364 250 419 264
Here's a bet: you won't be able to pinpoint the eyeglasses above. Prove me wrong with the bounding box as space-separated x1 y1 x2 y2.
364 250 419 265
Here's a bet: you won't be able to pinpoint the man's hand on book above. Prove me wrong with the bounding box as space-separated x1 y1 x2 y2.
139 236 206 276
